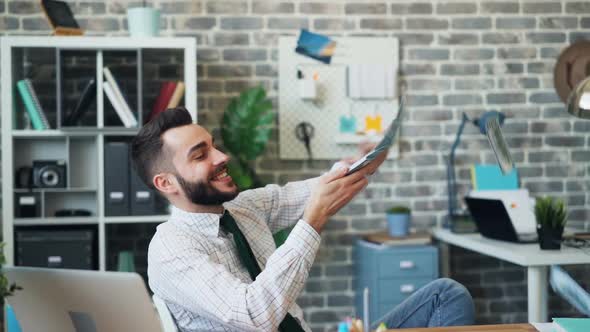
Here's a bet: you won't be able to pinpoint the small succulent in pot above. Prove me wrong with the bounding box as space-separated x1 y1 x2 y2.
535 196 568 250
387 206 411 215
386 206 411 237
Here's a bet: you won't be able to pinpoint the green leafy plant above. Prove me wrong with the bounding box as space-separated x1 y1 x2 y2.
535 196 568 229
0 243 21 299
221 86 274 190
220 87 288 246
387 206 411 214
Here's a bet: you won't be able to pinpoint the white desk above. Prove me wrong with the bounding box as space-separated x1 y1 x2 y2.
433 228 590 323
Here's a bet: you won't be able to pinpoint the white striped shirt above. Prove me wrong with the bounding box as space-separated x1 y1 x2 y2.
148 178 321 332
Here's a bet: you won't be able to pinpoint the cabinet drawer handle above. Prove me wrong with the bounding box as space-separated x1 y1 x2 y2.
400 260 415 269
400 284 415 294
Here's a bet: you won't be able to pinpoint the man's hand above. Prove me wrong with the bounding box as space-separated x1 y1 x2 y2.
342 142 389 175
303 166 369 234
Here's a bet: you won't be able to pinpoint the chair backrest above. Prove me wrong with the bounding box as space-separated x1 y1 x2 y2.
153 294 179 332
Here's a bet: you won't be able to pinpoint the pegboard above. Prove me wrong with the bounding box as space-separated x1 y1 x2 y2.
279 36 400 160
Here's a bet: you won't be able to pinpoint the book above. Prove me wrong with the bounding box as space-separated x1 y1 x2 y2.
553 318 590 332
16 79 50 130
470 164 518 190
24 80 51 129
103 67 138 127
166 81 185 109
147 81 177 123
104 81 133 128
347 96 404 175
63 78 96 126
364 231 431 246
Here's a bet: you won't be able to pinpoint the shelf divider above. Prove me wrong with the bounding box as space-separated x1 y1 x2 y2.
96 50 104 128
56 48 62 129
137 49 143 126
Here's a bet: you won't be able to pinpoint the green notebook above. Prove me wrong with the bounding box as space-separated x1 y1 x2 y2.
553 318 590 332
16 79 50 130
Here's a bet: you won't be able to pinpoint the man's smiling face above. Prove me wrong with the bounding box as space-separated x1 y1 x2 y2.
162 124 238 205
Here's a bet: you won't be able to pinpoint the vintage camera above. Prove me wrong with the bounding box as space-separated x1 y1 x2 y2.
32 160 67 188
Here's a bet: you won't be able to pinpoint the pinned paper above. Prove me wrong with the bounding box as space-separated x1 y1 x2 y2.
348 64 397 99
295 29 336 64
339 115 356 133
364 114 383 133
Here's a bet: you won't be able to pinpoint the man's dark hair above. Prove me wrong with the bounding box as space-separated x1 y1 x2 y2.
131 107 193 190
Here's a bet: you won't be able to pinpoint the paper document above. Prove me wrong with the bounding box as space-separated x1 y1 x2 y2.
531 322 554 332
347 97 404 175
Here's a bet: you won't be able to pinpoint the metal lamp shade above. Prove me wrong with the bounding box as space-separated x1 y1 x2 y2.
567 75 590 120
485 116 514 174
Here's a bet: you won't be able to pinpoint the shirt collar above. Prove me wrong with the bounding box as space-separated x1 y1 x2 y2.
170 205 226 237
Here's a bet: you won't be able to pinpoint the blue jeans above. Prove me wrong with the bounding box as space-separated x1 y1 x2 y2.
371 278 475 329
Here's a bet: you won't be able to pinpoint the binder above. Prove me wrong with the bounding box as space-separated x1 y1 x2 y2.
129 165 157 215
104 142 130 216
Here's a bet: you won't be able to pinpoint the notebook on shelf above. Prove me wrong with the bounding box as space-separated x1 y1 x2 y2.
103 81 134 128
63 78 96 127
103 67 138 127
166 81 185 109
147 81 177 123
16 79 50 130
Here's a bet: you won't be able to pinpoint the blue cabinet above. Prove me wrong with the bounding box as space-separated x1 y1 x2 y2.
354 239 439 323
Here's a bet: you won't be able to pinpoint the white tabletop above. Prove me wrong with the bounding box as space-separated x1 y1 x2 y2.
433 228 590 267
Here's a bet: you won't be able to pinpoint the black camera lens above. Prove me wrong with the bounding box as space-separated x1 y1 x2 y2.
42 169 59 186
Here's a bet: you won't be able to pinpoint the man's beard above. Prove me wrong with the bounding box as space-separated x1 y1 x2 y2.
175 172 238 205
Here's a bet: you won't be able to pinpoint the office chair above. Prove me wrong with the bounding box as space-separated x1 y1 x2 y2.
153 294 179 332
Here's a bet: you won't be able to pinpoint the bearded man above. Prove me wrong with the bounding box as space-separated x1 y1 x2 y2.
131 107 474 332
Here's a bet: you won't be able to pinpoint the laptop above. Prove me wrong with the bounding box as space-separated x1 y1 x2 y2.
464 196 537 243
4 267 163 332
468 189 537 235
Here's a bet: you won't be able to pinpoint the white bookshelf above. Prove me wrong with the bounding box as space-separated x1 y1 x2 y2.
1 36 197 270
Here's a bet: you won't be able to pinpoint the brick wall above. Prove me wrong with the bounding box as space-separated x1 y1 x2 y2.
3 1 590 331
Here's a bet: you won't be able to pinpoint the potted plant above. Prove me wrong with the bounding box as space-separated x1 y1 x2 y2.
386 206 411 237
221 85 274 190
535 196 568 250
221 86 288 244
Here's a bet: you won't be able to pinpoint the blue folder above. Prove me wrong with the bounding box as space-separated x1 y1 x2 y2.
471 164 518 190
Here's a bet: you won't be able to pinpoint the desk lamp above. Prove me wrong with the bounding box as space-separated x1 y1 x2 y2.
446 111 514 224
567 75 590 119
551 43 590 318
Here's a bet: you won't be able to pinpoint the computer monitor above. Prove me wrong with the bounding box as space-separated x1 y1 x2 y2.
4 267 163 332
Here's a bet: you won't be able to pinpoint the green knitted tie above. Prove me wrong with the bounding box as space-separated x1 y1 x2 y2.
220 211 305 332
